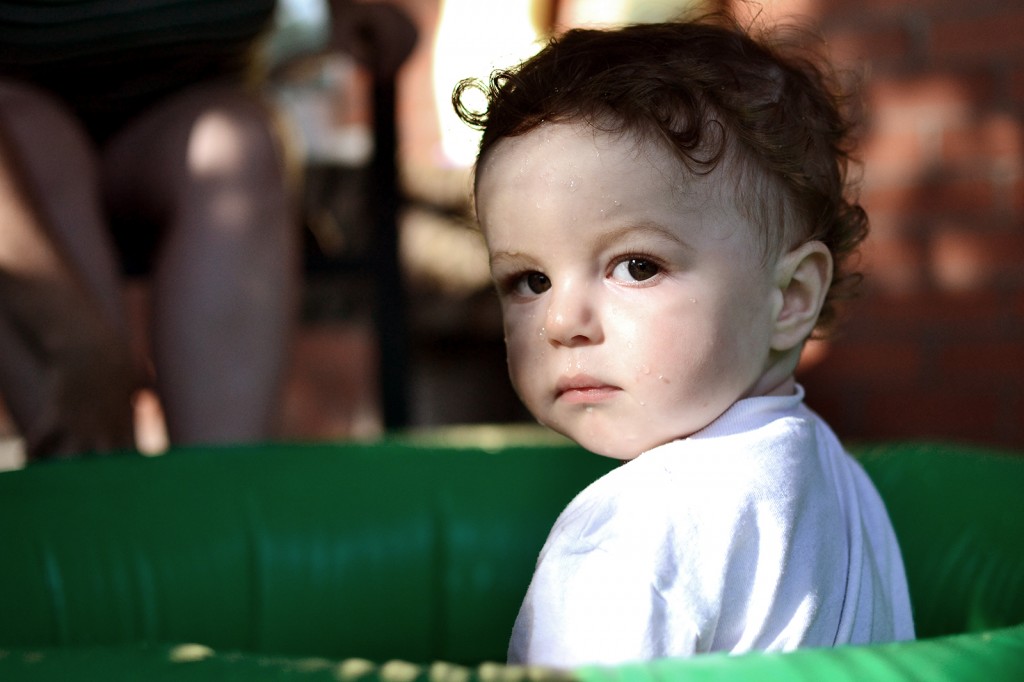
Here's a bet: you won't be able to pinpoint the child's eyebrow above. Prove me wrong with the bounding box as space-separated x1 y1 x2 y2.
595 221 692 252
489 250 535 270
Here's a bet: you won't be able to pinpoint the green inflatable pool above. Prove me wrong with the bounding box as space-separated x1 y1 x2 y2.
0 434 1021 680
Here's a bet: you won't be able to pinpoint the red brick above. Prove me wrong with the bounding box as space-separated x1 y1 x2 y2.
940 113 1024 170
798 338 926 386
848 290 1005 330
929 228 1024 290
860 207 912 238
930 10 1024 63
1014 393 1024 445
1015 290 1024 320
861 128 932 188
728 0 820 26
1012 67 1024 108
920 176 998 214
824 23 914 67
1011 176 1024 214
859 234 929 293
938 341 1024 383
803 387 871 442
869 75 986 133
820 0 978 16
861 185 925 222
859 387 1004 444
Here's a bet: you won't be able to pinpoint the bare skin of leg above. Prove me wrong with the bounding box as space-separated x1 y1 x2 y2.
0 79 297 456
0 80 137 458
102 83 299 445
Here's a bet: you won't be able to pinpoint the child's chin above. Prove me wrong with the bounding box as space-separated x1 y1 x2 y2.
602 451 642 462
551 416 650 460
578 438 644 461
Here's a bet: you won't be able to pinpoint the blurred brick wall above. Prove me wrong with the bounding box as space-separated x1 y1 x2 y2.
779 0 1024 448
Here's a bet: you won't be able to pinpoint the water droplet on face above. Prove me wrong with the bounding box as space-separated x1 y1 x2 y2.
658 375 670 384
539 327 547 338
689 297 697 304
585 406 594 414
641 365 651 375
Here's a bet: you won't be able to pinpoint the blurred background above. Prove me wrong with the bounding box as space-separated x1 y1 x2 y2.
1 0 1021 464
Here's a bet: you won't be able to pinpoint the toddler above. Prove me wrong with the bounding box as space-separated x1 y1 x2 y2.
454 13 915 668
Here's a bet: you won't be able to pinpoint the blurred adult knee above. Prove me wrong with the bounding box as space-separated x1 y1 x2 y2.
103 84 295 243
188 88 296 234
187 89 289 184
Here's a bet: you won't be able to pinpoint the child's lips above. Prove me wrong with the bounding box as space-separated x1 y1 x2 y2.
555 376 621 403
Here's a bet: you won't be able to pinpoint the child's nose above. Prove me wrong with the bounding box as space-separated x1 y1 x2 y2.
544 283 602 347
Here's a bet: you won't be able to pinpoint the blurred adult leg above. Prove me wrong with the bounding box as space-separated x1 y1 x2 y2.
0 80 137 458
103 83 299 445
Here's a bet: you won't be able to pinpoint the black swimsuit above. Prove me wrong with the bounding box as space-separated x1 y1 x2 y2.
0 0 277 142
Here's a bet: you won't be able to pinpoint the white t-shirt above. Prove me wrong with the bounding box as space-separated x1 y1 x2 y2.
508 387 915 668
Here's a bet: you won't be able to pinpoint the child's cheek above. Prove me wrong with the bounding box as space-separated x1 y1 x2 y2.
502 320 536 391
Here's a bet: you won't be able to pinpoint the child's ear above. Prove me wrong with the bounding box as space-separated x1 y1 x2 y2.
771 241 833 352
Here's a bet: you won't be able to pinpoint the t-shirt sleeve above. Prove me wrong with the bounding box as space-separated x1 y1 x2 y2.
507 528 699 666
507 472 739 667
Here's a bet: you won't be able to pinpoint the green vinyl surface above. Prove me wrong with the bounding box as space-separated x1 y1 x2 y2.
0 436 1021 680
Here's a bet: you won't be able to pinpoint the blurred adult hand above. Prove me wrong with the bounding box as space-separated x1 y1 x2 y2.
0 275 138 459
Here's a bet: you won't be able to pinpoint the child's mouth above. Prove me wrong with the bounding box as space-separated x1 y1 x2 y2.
555 376 621 403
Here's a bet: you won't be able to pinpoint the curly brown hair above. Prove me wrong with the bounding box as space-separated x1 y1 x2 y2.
453 12 867 333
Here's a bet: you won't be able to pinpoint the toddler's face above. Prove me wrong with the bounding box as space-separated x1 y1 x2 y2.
477 122 786 460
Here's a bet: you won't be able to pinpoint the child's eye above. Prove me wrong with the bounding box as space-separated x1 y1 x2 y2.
507 271 551 296
523 271 552 293
611 257 661 283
